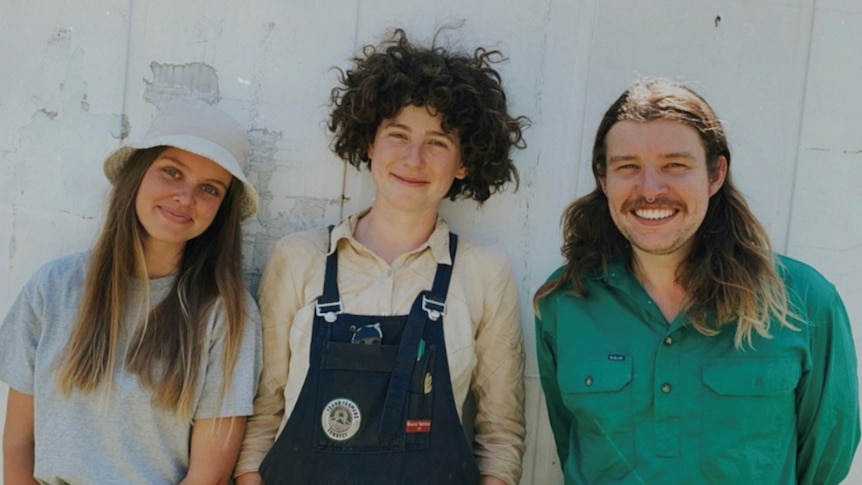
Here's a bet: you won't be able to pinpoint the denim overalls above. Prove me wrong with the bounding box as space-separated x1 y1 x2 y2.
259 233 480 484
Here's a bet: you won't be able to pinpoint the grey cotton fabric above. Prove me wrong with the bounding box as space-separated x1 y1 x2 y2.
0 252 262 484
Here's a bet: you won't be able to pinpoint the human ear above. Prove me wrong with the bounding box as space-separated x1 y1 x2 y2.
709 155 728 196
454 164 467 180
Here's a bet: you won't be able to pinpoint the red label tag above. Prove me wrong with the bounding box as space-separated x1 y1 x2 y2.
405 419 431 433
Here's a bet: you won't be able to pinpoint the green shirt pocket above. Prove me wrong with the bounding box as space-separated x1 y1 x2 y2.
560 354 635 483
701 358 800 482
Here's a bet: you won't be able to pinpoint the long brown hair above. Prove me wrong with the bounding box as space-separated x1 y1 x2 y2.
57 146 248 420
534 77 796 347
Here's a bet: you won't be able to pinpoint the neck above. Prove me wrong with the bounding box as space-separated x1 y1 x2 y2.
631 250 688 323
143 240 183 278
354 206 437 265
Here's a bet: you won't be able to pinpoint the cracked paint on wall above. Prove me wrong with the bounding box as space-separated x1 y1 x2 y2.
1 48 127 214
239 126 340 292
144 62 220 107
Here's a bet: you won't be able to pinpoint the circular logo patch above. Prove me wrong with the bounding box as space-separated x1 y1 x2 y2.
321 398 361 441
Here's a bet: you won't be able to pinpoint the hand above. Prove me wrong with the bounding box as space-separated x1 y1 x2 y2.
481 475 510 485
235 472 264 485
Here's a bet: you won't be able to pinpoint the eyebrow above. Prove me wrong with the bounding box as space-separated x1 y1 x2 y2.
663 151 697 160
382 120 456 142
159 155 231 190
607 151 697 163
608 155 638 163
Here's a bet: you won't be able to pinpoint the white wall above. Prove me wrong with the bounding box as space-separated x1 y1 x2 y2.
1 1 860 483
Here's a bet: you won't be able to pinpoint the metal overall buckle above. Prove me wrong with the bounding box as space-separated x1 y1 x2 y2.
421 295 446 321
316 300 343 323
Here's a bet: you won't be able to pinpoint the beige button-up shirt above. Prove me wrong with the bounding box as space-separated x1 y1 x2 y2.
236 212 526 484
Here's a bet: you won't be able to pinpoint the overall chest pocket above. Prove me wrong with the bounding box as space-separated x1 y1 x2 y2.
700 358 800 482
560 355 635 483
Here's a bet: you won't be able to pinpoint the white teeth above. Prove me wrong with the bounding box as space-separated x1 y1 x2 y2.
635 208 674 220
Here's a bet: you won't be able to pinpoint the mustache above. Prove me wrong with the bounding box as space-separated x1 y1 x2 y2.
621 197 684 212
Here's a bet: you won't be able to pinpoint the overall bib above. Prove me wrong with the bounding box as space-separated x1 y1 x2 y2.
259 233 480 485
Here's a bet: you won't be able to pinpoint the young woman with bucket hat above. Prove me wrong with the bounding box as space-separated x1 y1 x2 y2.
0 99 262 484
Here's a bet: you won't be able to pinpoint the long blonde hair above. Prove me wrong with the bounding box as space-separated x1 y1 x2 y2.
57 146 248 420
534 77 796 348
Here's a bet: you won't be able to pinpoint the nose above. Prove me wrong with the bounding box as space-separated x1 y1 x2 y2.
404 140 424 167
639 166 667 201
173 182 195 206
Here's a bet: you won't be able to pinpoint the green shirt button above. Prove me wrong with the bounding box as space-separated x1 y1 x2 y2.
661 383 672 393
585 376 593 387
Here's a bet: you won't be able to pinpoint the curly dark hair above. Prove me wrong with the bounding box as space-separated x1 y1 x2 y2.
328 28 529 203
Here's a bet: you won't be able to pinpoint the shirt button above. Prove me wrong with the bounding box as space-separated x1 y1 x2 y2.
661 383 672 393
664 336 673 346
585 376 593 387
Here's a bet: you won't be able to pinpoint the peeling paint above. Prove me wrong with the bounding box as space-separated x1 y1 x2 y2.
246 127 284 224
39 109 59 120
143 62 220 108
118 114 130 140
1 48 125 212
248 128 282 169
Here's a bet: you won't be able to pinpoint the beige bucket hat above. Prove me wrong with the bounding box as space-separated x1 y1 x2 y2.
103 99 259 220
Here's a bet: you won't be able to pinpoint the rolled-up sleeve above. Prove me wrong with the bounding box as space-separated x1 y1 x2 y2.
235 238 296 475
471 253 526 485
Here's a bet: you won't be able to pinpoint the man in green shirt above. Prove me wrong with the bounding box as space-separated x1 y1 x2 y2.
534 77 859 484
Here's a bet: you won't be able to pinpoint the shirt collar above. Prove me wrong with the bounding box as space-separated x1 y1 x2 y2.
327 208 454 265
587 258 645 296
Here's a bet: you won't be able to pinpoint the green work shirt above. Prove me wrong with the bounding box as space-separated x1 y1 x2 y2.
535 256 859 485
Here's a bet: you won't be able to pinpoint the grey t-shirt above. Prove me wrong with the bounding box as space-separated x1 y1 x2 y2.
0 252 262 484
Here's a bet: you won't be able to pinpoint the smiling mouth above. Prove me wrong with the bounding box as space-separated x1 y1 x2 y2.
159 206 192 224
633 208 677 220
393 173 426 185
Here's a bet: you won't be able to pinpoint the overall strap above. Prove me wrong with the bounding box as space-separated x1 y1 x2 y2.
378 232 458 437
315 225 343 323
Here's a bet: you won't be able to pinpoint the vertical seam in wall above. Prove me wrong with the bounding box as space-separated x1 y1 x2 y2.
337 0 365 221
119 0 136 136
573 0 599 198
782 0 818 255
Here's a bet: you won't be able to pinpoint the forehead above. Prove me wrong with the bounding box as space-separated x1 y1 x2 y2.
605 119 705 157
383 105 453 133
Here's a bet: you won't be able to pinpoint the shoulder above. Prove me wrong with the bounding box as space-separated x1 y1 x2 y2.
544 265 566 284
536 266 572 304
776 254 839 299
272 226 329 254
36 251 89 277
447 235 519 308
259 226 330 300
208 288 261 336
265 226 330 273
20 251 89 294
453 234 512 272
776 254 844 321
534 265 569 322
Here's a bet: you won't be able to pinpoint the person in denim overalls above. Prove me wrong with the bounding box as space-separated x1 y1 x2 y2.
235 29 529 485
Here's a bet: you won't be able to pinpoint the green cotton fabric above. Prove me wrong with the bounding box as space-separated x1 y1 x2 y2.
535 255 859 485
